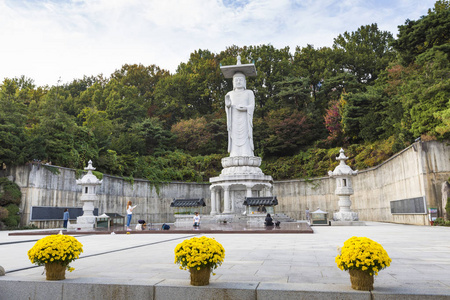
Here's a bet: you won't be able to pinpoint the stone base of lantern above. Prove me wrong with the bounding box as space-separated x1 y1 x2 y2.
333 211 360 221
331 211 365 226
67 216 96 230
330 220 366 226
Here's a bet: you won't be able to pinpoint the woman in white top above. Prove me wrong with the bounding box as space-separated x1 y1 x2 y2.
126 201 137 230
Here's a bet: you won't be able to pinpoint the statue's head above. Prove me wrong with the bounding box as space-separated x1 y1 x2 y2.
232 72 246 90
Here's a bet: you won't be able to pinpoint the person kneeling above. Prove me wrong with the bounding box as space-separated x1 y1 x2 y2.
264 213 274 226
135 220 146 231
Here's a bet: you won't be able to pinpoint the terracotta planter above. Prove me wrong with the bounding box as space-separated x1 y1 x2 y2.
189 267 210 286
45 262 66 280
349 269 374 291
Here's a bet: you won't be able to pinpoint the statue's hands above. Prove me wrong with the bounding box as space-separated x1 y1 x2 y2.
236 106 247 111
225 95 231 107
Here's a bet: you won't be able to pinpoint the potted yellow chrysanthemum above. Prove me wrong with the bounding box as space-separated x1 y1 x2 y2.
335 236 391 291
174 236 225 286
28 234 83 280
335 236 391 290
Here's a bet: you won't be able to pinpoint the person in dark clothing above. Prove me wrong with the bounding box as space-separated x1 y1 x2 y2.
265 213 274 226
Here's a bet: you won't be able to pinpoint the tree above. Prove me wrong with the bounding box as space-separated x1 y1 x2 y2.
0 78 30 167
151 73 192 127
434 99 450 135
103 79 148 130
176 50 225 116
171 117 213 154
275 77 311 111
406 51 450 138
111 64 170 110
341 84 388 142
27 86 92 168
259 108 315 156
129 117 175 155
324 98 344 144
292 45 336 105
78 107 114 150
392 0 450 66
333 23 395 83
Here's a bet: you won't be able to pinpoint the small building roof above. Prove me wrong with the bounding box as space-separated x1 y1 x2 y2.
311 208 328 214
170 198 206 207
243 197 278 206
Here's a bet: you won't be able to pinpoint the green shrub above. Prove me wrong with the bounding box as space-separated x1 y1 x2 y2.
42 165 61 175
0 206 8 220
3 204 20 228
446 197 450 220
0 177 22 206
433 217 449 226
19 224 38 230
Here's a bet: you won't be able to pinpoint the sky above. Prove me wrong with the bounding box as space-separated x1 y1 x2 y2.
0 0 438 87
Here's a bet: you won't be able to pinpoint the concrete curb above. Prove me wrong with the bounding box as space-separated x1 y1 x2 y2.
1 278 449 300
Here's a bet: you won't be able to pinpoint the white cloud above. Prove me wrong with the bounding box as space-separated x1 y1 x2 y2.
0 0 437 87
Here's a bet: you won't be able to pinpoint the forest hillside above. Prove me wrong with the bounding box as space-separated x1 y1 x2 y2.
1 1 449 184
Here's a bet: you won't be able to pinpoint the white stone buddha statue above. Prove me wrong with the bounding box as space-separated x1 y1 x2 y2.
225 72 255 157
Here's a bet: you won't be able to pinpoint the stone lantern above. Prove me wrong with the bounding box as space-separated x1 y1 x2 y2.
73 160 102 229
328 148 359 221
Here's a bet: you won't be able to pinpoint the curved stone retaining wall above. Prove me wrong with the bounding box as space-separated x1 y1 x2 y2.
3 141 449 227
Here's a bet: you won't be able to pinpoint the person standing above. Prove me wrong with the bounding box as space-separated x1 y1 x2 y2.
193 212 200 227
63 208 69 229
305 207 310 222
126 201 137 230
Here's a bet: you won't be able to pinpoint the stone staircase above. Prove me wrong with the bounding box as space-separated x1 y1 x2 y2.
272 213 296 222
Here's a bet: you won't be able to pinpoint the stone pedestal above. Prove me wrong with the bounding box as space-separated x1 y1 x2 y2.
210 156 273 216
333 211 360 222
329 220 366 226
69 216 96 230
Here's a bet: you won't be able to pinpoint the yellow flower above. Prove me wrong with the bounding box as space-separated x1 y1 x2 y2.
335 236 390 276
174 237 225 274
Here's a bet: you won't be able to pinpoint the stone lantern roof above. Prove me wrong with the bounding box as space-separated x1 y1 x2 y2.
328 148 358 177
76 160 102 186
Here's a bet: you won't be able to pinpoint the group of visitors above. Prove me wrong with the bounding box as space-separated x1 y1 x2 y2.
64 200 293 231
126 201 201 231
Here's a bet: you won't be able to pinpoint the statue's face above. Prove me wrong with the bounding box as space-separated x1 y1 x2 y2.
233 75 246 89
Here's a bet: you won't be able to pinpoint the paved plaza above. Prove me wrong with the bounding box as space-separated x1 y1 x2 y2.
0 222 449 299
